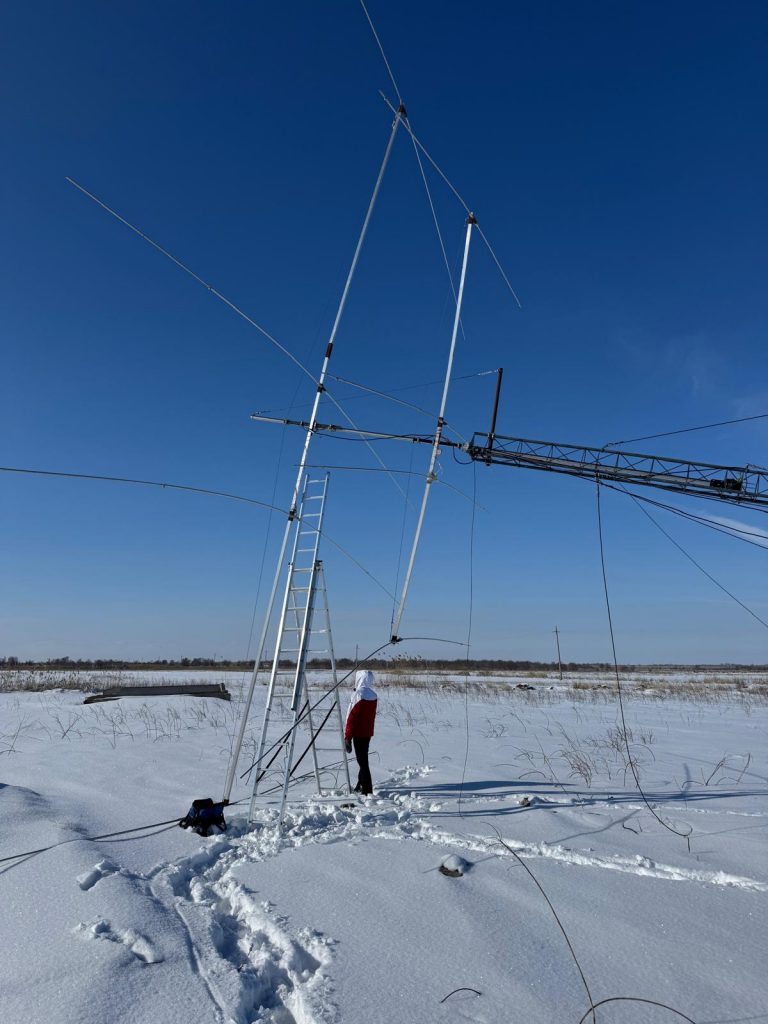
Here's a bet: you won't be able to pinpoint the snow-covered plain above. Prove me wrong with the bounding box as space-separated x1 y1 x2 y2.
1 671 766 1024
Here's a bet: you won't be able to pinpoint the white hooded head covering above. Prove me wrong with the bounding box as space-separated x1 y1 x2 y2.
349 669 377 707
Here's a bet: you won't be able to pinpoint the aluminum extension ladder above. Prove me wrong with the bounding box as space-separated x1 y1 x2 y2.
249 475 351 824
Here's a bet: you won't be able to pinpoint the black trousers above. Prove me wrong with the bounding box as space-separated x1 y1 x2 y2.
352 737 372 795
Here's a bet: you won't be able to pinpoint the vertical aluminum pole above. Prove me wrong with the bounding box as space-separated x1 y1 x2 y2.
390 213 476 640
223 110 403 802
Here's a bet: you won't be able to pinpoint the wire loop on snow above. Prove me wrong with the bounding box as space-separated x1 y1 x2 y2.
440 987 481 1003
577 996 697 1024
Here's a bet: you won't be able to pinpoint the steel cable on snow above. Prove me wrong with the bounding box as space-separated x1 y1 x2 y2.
0 796 257 870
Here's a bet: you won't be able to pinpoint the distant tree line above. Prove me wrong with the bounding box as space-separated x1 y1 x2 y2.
2 656 765 672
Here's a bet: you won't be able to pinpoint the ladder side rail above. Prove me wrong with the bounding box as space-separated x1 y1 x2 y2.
289 557 321 711
286 480 328 792
276 694 305 828
299 563 324 792
278 558 322 823
251 478 310 800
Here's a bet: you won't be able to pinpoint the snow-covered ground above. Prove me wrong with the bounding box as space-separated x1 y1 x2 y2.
1 673 766 1023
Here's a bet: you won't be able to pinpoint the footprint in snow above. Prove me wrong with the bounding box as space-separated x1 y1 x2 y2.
77 859 118 891
74 918 162 964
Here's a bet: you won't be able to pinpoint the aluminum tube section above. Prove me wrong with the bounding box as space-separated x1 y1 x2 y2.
223 113 401 802
390 214 475 640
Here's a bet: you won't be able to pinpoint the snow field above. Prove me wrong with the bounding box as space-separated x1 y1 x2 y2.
0 676 766 1023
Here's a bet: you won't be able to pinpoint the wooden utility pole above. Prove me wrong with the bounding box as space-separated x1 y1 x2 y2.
554 626 563 681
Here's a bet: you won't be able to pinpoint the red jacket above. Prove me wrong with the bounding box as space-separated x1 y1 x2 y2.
344 698 377 740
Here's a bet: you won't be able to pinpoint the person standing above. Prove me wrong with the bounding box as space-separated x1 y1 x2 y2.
344 669 378 796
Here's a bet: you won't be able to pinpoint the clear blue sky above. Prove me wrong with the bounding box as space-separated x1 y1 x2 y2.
2 1 767 663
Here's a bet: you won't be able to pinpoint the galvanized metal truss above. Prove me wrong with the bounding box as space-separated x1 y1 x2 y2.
466 433 768 510
249 414 768 511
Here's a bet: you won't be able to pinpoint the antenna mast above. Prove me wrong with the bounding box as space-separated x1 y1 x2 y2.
223 107 404 802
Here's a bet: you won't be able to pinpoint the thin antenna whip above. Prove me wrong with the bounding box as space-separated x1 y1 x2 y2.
390 213 476 640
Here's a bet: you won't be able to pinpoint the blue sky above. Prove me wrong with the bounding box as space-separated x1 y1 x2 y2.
2 1 767 663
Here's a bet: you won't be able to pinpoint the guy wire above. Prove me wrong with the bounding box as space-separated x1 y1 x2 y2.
602 484 768 547
595 480 692 839
458 461 477 817
256 368 497 418
620 488 768 632
378 93 522 308
359 0 403 106
606 411 768 448
1 464 395 601
65 176 412 510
